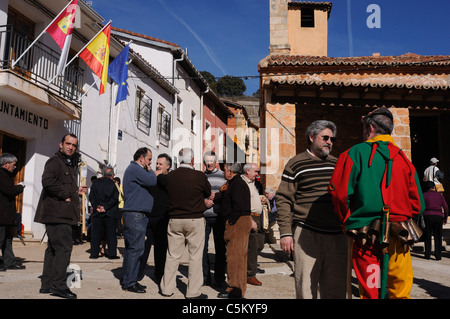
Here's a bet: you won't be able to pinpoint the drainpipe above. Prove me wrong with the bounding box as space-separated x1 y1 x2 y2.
200 86 209 170
171 51 185 157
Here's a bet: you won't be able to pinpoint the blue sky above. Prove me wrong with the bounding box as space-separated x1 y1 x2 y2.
90 0 450 95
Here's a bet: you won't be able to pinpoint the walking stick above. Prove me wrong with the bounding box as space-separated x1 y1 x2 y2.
79 162 88 235
347 236 353 299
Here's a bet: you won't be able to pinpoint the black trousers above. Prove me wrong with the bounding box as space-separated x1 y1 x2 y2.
90 215 118 258
424 214 444 260
247 214 264 278
138 215 169 283
0 225 17 269
203 216 226 284
41 224 73 290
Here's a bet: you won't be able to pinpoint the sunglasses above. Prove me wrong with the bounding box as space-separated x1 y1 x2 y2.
320 135 336 143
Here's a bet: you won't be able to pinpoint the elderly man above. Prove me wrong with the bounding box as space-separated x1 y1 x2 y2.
88 167 120 260
218 162 254 299
241 163 264 286
160 148 212 299
424 157 444 193
121 147 157 293
264 187 278 244
0 153 25 272
35 134 87 299
329 107 424 299
276 120 347 299
202 151 227 287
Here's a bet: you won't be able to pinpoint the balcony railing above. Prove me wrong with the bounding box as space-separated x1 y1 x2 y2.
0 25 84 104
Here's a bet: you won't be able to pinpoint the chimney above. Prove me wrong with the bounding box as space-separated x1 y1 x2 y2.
269 0 290 55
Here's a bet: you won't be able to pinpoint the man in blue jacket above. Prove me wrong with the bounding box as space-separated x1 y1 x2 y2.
121 147 157 293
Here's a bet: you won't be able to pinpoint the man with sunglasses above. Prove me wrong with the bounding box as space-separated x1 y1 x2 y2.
328 107 424 299
276 120 347 299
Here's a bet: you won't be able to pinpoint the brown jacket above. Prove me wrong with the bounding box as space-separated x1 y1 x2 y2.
34 151 80 225
166 165 211 219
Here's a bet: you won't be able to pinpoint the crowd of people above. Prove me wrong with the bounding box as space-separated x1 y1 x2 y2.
0 107 448 300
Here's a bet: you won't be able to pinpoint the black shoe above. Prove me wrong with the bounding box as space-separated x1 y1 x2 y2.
39 288 52 294
108 255 120 260
186 293 208 299
89 255 99 259
257 268 265 274
136 282 147 289
217 291 230 298
51 288 77 299
7 264 25 270
160 291 174 297
122 284 146 293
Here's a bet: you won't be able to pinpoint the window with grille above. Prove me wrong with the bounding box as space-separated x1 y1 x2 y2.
136 88 152 134
158 105 171 143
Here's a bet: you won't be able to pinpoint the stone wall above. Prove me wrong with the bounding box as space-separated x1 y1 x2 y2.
390 107 412 160
263 103 296 191
262 104 413 191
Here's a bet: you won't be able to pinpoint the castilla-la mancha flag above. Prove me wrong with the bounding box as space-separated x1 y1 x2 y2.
46 0 78 75
79 22 111 95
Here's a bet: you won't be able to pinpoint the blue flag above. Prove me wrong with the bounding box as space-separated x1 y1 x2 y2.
109 44 129 105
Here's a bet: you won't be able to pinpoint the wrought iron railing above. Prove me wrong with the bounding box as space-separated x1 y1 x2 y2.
0 24 84 104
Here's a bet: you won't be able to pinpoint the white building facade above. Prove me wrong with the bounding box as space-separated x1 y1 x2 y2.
111 28 209 170
0 0 177 239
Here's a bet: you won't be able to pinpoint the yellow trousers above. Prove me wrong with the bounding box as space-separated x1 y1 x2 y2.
386 237 413 299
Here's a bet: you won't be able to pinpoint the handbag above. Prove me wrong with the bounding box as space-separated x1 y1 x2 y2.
435 183 445 193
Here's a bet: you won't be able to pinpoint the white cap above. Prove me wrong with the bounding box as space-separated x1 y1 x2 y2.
430 157 439 164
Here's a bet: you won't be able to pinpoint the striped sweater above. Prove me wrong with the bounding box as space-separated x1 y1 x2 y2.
204 168 226 218
275 150 341 237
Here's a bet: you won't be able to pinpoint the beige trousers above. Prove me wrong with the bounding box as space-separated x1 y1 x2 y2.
293 225 348 299
160 217 205 298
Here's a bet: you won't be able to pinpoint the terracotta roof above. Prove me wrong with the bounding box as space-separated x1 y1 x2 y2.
264 72 450 90
111 26 180 49
260 53 450 67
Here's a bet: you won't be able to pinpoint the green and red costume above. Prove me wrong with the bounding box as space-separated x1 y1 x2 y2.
329 135 424 299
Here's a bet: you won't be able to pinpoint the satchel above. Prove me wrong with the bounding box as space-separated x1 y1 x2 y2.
435 183 445 193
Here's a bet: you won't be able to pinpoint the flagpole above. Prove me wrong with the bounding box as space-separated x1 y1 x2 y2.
77 77 100 103
12 0 74 68
48 20 112 85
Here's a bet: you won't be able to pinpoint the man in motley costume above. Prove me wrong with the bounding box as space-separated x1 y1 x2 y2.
328 107 424 299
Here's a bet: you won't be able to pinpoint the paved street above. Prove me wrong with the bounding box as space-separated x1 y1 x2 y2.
1 231 450 301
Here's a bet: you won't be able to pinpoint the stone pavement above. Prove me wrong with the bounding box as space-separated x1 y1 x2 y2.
1 232 450 300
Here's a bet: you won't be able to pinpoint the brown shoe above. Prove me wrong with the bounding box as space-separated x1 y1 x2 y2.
247 277 262 286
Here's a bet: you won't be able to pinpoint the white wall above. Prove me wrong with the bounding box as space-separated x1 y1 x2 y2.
78 57 174 183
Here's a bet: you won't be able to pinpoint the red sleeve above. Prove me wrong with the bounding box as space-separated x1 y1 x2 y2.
328 151 354 226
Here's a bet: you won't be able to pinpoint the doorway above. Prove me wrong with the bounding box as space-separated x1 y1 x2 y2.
410 115 440 188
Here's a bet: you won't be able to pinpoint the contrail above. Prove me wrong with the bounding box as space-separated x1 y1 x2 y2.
347 0 354 57
158 0 227 75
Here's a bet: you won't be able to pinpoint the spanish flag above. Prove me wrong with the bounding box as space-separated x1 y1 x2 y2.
79 22 111 95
